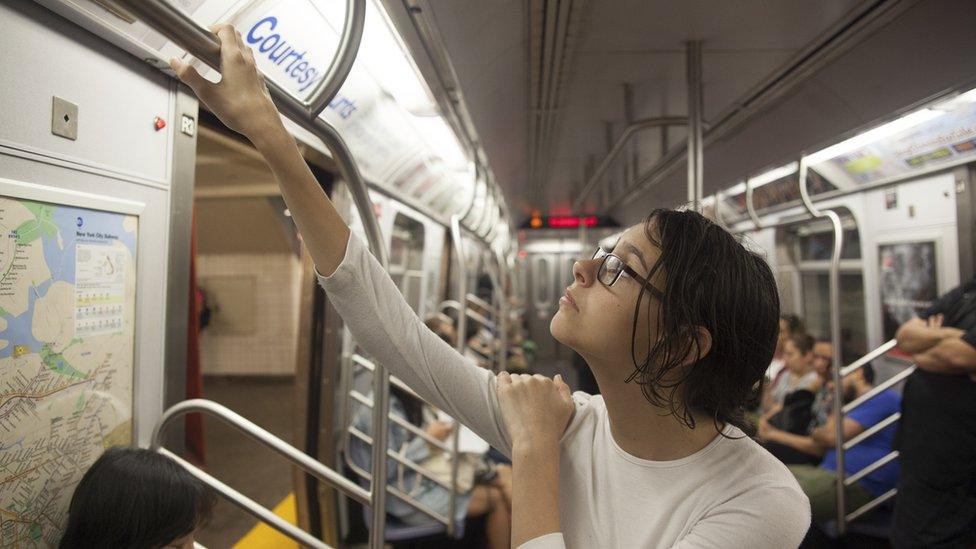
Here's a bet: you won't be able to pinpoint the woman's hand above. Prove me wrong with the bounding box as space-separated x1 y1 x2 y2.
496 373 574 447
169 24 282 141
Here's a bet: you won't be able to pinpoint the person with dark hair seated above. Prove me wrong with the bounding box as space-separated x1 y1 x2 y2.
762 333 821 421
767 314 806 383
766 364 901 526
59 446 214 549
761 338 835 465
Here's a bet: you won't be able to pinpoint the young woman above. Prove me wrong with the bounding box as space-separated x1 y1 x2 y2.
59 447 214 549
169 26 810 548
764 333 822 414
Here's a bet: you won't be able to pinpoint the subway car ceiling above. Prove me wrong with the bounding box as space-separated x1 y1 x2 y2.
34 0 976 235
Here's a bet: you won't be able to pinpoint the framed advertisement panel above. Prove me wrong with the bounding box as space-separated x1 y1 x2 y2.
879 240 939 341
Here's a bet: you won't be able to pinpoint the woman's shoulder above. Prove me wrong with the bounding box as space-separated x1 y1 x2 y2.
714 427 806 491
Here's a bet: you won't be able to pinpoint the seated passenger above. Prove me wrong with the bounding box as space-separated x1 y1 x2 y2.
781 364 901 526
892 279 976 549
760 338 835 466
809 338 835 429
170 32 809 547
762 333 822 417
767 314 804 383
59 447 214 549
350 387 511 549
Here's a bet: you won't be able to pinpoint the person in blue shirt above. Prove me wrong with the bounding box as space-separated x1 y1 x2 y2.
763 363 901 524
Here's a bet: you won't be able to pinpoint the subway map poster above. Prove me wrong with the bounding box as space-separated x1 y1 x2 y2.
0 193 137 547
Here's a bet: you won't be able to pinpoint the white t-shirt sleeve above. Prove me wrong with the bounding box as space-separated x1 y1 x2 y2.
671 483 810 548
517 533 566 549
317 233 512 455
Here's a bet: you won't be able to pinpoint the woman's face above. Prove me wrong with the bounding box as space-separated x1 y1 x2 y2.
549 225 663 374
782 340 811 374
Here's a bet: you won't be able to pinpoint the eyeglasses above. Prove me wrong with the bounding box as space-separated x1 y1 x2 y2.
592 248 665 301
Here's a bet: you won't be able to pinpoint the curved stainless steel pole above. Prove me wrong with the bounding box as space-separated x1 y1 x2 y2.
686 41 704 211
798 158 846 535
745 176 764 230
458 163 481 223
572 116 691 212
447 215 467 536
308 0 367 117
159 448 332 549
151 399 371 506
713 191 728 229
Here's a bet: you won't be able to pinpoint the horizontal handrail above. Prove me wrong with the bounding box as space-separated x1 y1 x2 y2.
159 448 330 549
341 431 452 527
842 366 916 414
151 399 370 506
352 354 423 401
846 488 897 523
465 293 497 316
573 116 694 211
843 413 901 451
349 390 451 452
845 450 899 487
439 300 496 331
840 339 899 377
347 426 453 491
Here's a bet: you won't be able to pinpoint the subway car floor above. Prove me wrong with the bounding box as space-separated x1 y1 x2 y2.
196 376 295 548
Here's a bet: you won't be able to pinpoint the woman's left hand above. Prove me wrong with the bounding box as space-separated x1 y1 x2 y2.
496 373 575 447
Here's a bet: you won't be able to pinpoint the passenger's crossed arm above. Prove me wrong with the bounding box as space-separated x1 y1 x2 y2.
895 314 964 354
897 315 976 376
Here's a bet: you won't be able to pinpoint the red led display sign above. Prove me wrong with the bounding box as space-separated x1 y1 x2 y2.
521 215 618 229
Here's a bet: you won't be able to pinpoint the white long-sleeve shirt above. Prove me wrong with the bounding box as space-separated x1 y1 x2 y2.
319 234 811 548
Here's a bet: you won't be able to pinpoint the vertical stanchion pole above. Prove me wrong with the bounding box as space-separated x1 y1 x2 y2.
447 215 467 536
797 158 845 534
686 41 704 211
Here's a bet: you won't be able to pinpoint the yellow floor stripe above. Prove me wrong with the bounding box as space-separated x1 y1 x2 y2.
233 493 299 549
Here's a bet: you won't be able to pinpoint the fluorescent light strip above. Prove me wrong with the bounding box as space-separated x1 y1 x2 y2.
805 108 945 165
748 162 798 189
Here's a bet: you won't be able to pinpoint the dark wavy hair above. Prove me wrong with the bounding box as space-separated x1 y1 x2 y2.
627 209 780 432
59 447 214 549
789 333 816 355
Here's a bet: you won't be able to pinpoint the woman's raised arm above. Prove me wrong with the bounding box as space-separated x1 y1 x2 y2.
172 24 515 453
170 24 350 276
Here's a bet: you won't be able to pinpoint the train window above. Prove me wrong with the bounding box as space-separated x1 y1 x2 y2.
789 209 867 364
800 273 867 364
390 213 426 314
798 228 861 261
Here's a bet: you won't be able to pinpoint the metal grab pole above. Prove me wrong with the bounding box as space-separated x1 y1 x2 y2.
572 116 691 211
307 0 367 117
797 158 846 535
446 215 467 536
151 400 371 505
745 176 764 230
686 41 704 211
110 2 391 545
159 448 331 549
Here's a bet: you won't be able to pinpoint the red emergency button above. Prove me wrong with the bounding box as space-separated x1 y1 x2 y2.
154 116 167 131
